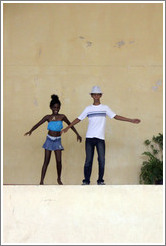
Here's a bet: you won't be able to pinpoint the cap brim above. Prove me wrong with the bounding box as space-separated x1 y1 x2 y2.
89 92 103 94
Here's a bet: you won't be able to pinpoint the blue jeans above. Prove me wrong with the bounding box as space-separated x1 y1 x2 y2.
83 138 105 184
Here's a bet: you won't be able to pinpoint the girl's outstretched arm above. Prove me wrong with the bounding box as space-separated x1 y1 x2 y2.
114 115 141 123
62 116 82 142
24 115 49 136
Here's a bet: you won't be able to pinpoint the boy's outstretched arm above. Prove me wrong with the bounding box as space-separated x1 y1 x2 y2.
61 118 81 134
114 115 141 124
62 116 82 142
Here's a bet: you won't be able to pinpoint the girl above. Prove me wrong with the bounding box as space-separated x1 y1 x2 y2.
24 94 82 185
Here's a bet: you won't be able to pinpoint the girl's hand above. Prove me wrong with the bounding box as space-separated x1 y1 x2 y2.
24 131 32 136
131 119 141 124
77 135 82 143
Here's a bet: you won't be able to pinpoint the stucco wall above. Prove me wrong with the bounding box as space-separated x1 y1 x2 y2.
3 3 163 184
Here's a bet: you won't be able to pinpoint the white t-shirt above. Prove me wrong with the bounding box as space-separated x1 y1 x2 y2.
78 104 116 140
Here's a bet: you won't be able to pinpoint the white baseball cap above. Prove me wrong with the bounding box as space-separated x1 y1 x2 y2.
90 86 103 94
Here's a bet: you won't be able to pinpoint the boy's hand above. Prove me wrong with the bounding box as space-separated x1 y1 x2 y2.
131 119 141 124
61 127 69 135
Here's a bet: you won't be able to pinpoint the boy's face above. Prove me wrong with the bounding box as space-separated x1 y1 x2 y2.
91 93 102 100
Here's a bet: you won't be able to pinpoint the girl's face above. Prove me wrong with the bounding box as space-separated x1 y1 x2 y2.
51 103 60 115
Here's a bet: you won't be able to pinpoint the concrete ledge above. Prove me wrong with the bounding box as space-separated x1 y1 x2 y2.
3 185 164 244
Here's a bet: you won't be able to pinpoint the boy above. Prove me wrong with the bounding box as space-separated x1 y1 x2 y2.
61 86 141 185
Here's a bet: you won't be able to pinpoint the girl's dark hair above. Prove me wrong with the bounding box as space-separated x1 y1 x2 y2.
50 94 61 108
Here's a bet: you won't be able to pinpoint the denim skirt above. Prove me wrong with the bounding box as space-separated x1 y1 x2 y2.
42 135 64 151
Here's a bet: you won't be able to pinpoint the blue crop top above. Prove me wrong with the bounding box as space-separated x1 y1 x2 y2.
47 121 63 132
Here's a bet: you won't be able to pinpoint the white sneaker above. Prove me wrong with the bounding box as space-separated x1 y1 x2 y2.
97 182 105 185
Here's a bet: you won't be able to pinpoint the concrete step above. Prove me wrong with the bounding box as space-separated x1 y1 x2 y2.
2 185 164 244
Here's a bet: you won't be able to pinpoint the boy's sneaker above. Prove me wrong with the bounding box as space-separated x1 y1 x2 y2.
82 181 90 185
97 181 105 185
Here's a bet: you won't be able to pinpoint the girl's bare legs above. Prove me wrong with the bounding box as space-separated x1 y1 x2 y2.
40 149 52 185
54 150 63 185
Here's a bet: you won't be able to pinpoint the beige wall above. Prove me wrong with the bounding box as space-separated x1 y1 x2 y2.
3 3 163 184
